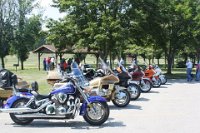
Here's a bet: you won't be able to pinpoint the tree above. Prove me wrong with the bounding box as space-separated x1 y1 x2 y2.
52 0 134 64
33 30 48 50
47 17 76 52
50 0 200 73
14 0 41 70
130 0 200 74
0 0 16 68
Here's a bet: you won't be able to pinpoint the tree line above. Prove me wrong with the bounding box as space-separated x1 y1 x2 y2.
47 0 200 74
0 0 43 70
1 0 200 74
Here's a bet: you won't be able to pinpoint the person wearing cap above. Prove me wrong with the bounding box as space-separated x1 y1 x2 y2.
186 59 193 82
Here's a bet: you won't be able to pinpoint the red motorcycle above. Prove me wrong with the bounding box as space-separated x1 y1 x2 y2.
128 66 152 93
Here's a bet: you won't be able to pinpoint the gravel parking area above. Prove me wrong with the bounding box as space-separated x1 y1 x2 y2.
0 79 200 133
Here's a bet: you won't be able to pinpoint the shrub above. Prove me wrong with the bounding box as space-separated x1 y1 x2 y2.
176 61 185 68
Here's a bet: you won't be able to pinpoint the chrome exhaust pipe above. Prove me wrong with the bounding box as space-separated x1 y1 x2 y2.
0 108 33 113
0 101 52 113
15 113 66 118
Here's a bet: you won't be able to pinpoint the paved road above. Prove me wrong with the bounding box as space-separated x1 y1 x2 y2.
1 79 200 133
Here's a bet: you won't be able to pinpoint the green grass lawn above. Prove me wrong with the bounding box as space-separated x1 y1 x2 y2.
12 68 52 94
161 68 196 79
3 53 98 94
4 53 56 94
1 53 193 93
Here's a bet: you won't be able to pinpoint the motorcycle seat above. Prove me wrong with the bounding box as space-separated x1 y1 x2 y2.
36 94 50 100
18 88 31 92
31 91 50 100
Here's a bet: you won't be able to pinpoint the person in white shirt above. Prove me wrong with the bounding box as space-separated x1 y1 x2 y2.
119 58 124 65
186 59 193 81
51 57 55 69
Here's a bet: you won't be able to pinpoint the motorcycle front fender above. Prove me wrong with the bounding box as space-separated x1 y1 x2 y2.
142 77 151 80
114 85 127 91
159 74 165 78
79 96 107 115
128 80 139 85
3 92 33 109
128 83 140 88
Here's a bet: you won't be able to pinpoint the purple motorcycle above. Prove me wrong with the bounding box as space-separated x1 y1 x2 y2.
0 62 109 126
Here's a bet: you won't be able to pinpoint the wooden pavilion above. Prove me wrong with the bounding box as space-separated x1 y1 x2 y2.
33 44 99 70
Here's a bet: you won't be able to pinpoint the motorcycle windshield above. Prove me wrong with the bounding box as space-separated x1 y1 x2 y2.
99 57 114 75
117 61 127 73
71 61 89 87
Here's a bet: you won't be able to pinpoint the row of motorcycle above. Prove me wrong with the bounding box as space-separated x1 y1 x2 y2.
0 58 167 126
83 58 167 101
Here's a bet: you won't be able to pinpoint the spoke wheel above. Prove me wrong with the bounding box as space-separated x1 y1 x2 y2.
83 102 109 126
112 89 130 107
140 79 152 93
10 98 34 125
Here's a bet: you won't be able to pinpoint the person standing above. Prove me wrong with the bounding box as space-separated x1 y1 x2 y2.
45 57 51 71
50 57 55 70
186 59 193 82
120 57 124 65
43 58 46 71
131 57 138 67
196 61 200 81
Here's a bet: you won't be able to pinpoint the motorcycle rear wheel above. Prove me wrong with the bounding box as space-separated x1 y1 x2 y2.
152 78 161 88
10 98 34 125
83 101 109 126
112 89 130 107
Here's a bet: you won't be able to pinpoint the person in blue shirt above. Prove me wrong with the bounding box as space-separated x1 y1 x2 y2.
186 59 193 82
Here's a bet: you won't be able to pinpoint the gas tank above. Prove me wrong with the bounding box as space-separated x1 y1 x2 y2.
51 82 76 95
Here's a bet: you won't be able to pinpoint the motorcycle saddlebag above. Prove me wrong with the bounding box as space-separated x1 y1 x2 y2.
0 69 17 89
132 71 144 80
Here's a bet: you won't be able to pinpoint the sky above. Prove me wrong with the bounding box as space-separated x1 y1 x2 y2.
38 0 65 20
33 0 65 30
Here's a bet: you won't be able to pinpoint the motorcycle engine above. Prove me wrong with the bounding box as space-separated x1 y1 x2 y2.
57 93 68 104
46 93 76 115
91 87 112 97
99 89 109 96
45 104 56 115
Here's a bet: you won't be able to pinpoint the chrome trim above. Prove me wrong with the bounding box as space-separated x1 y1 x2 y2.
15 113 66 118
0 101 52 113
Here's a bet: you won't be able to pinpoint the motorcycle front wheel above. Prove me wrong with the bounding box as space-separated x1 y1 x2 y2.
83 101 109 126
152 78 162 88
128 84 141 100
10 98 34 125
140 79 152 93
160 76 167 85
112 89 130 107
